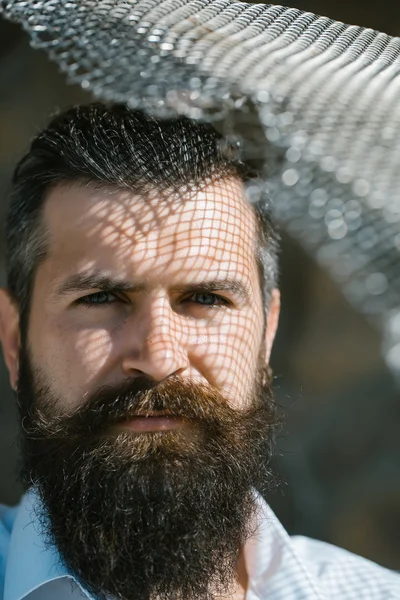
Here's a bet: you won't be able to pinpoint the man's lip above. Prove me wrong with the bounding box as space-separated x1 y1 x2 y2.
114 415 185 432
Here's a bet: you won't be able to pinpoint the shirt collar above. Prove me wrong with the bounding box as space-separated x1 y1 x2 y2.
243 494 322 599
4 488 322 600
4 488 95 600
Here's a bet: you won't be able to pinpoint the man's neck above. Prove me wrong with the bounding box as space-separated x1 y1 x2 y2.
215 587 246 600
215 547 248 600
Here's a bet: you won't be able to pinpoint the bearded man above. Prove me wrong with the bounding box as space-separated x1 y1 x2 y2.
0 104 398 600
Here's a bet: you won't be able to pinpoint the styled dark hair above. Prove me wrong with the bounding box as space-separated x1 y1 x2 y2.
5 103 279 332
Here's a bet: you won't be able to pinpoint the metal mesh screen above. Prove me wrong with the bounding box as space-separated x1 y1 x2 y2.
2 0 400 375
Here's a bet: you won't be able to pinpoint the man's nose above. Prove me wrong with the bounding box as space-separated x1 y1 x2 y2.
121 295 189 381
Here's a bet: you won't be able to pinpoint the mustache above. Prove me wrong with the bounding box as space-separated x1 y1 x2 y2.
24 375 270 440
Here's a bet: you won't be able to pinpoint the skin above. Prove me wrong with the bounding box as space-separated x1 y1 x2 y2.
0 177 280 599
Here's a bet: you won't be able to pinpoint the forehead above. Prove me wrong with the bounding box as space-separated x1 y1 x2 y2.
42 179 258 283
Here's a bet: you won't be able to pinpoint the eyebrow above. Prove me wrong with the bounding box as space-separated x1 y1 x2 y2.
55 273 251 302
56 274 146 297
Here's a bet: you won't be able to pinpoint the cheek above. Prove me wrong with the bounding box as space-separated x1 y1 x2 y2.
33 320 114 404
189 312 262 403
73 328 114 382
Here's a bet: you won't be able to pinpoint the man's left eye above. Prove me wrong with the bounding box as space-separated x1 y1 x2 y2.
186 292 230 307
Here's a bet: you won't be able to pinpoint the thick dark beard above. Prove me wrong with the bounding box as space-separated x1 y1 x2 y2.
17 345 280 600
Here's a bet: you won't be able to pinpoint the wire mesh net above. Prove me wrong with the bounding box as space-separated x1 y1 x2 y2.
2 0 400 376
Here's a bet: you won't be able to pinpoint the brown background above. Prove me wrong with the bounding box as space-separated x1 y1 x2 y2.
0 0 399 570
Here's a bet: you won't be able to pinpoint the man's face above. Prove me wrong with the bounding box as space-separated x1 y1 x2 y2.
0 177 280 600
27 178 271 414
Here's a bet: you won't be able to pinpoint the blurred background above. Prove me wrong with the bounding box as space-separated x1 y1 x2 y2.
1 0 400 571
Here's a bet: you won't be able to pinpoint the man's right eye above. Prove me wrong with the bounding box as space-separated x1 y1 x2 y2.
75 291 119 307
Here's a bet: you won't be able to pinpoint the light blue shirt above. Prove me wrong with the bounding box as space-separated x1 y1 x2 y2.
0 490 94 600
1 488 399 600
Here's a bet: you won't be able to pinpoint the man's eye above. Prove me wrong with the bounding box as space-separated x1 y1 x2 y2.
186 292 230 307
76 291 119 306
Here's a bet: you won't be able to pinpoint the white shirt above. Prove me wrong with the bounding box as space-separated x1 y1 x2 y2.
0 488 399 599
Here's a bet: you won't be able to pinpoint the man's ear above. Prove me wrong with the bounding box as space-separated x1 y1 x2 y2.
264 288 280 364
0 289 20 390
